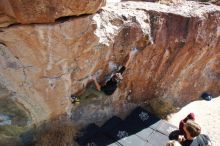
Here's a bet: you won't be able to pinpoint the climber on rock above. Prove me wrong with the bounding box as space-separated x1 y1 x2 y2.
178 120 212 146
70 48 138 104
92 48 137 95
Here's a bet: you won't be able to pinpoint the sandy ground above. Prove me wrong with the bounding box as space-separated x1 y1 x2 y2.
167 96 220 146
106 0 121 4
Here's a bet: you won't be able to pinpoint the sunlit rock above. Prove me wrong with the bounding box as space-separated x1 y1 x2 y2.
0 1 219 124
0 0 106 25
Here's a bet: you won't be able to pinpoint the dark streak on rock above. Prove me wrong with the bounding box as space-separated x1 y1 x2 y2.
0 42 7 47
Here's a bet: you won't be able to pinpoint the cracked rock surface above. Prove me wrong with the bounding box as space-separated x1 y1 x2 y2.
0 1 220 125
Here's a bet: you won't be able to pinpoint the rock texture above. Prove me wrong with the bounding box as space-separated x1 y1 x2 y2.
0 84 30 146
121 0 220 6
0 1 220 124
0 12 16 28
121 0 157 2
0 0 105 25
212 0 220 5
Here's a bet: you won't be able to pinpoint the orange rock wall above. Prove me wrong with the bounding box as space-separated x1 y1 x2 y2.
0 1 220 123
0 0 105 25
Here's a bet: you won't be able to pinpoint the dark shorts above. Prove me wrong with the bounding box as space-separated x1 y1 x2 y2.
116 66 126 75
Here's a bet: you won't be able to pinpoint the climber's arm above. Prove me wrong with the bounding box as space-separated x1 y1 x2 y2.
92 76 101 91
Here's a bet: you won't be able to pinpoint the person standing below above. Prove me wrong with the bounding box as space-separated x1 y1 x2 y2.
179 113 195 138
178 120 212 146
92 50 136 95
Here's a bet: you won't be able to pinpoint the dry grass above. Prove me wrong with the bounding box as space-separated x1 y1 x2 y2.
34 120 79 146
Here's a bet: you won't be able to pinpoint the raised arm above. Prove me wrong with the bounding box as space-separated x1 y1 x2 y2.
92 76 101 91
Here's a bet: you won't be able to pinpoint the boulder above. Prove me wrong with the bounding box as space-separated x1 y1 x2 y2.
0 1 220 124
0 0 106 25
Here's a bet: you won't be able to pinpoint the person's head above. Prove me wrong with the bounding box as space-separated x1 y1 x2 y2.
166 140 182 146
187 113 195 120
183 119 201 139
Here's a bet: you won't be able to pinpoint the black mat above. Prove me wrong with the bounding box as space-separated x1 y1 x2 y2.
75 107 178 146
101 116 123 134
75 124 101 146
105 121 131 141
85 132 116 146
124 107 160 133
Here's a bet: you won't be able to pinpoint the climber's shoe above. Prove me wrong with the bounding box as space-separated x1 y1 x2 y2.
74 98 80 104
70 95 80 104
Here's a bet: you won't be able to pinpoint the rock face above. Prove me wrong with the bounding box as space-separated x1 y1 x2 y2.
0 84 30 146
121 0 220 6
212 0 220 5
0 12 16 28
0 1 220 124
0 0 106 25
121 0 157 2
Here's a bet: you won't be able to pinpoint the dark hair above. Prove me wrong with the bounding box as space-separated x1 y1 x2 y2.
185 120 201 137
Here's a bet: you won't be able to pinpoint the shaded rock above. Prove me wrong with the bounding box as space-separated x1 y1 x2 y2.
0 1 220 125
0 0 106 25
121 0 220 6
211 0 220 5
0 12 16 28
0 84 31 146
